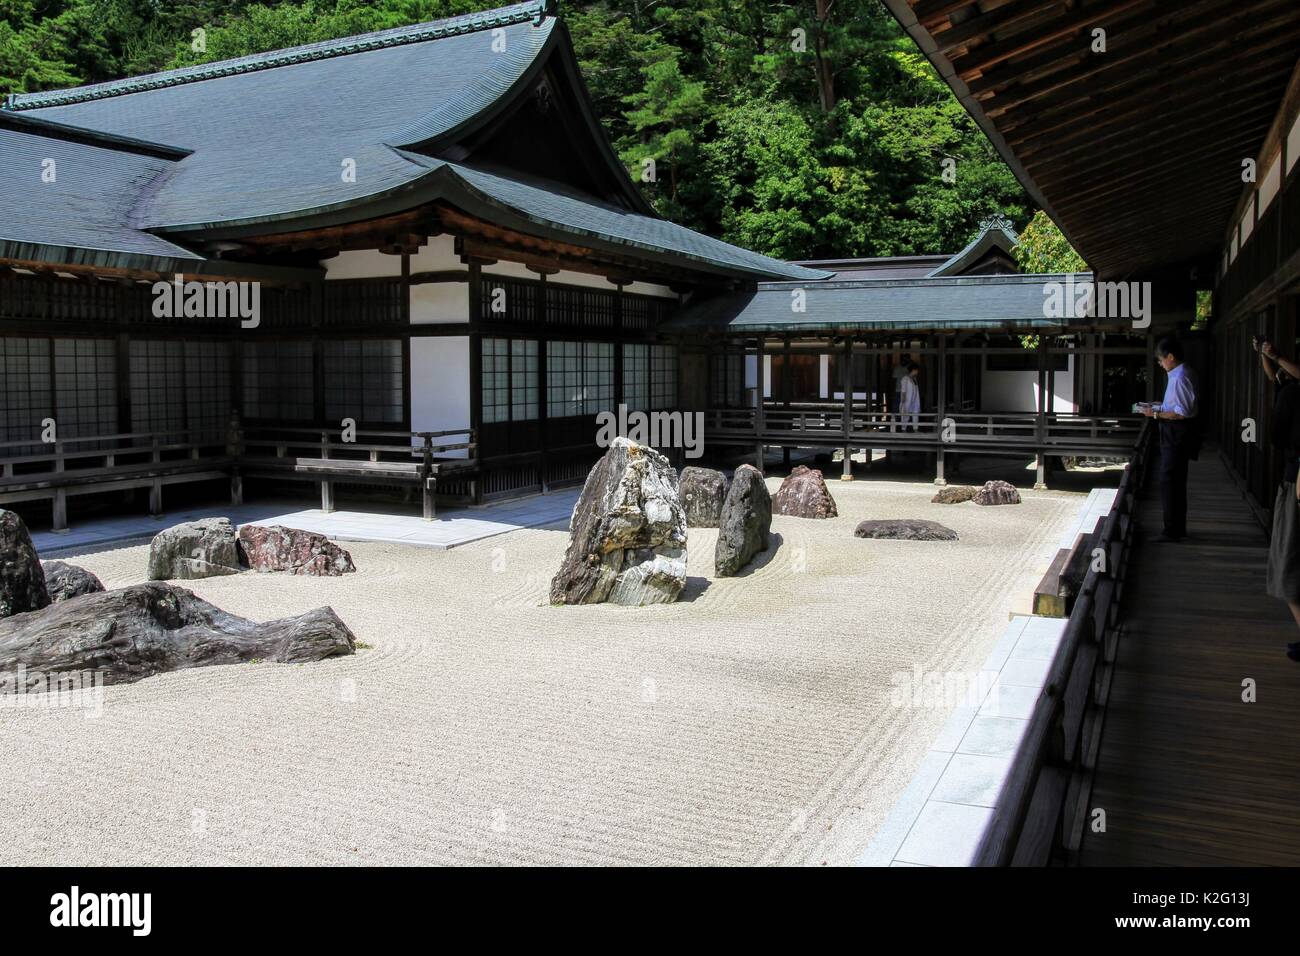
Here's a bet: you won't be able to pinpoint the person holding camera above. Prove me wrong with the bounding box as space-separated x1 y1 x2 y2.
1139 336 1199 543
1255 334 1300 661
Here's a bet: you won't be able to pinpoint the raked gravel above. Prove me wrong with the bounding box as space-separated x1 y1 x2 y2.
0 477 1079 866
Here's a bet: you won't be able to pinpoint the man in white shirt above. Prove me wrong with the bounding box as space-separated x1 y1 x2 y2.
898 363 921 430
1140 336 1198 542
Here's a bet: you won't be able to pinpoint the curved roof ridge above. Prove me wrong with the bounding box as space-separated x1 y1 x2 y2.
4 0 552 112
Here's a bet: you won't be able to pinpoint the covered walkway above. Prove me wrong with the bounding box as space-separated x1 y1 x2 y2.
1078 447 1300 865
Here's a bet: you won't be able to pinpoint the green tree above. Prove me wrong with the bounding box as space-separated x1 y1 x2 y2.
1015 209 1087 273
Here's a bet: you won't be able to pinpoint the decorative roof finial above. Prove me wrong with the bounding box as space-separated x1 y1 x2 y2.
978 213 1016 236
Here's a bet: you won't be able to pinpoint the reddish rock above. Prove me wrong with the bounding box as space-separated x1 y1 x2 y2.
771 465 838 519
973 480 1023 506
237 525 356 576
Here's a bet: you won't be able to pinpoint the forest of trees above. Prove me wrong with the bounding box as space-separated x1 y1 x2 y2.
1 0 1059 264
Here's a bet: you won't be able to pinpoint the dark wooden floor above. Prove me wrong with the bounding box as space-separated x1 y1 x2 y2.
1078 446 1300 865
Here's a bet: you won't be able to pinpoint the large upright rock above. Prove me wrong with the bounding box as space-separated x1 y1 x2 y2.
679 466 729 528
714 464 772 577
238 525 355 576
42 561 105 602
550 439 687 606
1 510 48 619
771 465 838 519
147 517 242 580
973 480 1022 506
0 583 355 688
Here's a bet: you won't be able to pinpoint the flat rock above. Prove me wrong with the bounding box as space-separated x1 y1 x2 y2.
0 583 355 687
238 525 355 576
678 466 728 528
42 561 105 602
147 517 243 580
771 465 838 518
550 438 687 606
854 519 959 541
714 464 772 577
931 485 978 504
1 510 49 619
973 480 1023 506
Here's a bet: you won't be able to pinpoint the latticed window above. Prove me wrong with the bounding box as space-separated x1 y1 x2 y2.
710 353 746 407
54 338 118 440
131 340 230 438
0 337 52 448
583 342 614 414
546 340 582 418
546 340 613 418
510 339 539 421
480 338 538 424
622 343 648 411
324 339 403 424
242 340 313 421
651 345 676 409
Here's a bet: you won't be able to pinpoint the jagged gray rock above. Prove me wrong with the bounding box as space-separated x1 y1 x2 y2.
678 466 729 528
974 480 1023 506
147 517 243 580
550 438 687 606
41 561 105 602
771 465 838 518
0 583 355 687
854 519 959 541
714 464 772 577
1 510 48 619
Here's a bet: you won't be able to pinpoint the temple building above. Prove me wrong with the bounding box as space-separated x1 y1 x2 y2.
0 0 1159 528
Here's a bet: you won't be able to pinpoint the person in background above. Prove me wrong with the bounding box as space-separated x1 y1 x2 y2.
893 353 912 414
1139 336 1198 543
898 362 921 431
1256 335 1300 662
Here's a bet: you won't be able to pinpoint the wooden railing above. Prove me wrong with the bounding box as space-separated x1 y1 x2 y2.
0 420 477 527
973 419 1154 866
704 405 1142 451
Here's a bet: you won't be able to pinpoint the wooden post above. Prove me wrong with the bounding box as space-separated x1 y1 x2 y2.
421 435 435 520
320 428 334 513
52 490 68 532
841 335 854 481
755 334 767 473
1035 453 1047 491
936 333 948 485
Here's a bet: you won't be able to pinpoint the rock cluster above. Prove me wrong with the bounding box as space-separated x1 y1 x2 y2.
0 509 49 619
678 466 729 528
238 525 355 576
854 519 959 541
714 464 772 577
550 438 687 606
771 466 838 519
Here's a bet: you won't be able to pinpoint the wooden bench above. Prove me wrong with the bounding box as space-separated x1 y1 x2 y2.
238 427 477 520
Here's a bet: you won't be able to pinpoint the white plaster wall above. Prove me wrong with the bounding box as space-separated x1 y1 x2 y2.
408 236 461 272
322 249 403 279
981 356 1075 413
410 282 468 325
411 336 470 458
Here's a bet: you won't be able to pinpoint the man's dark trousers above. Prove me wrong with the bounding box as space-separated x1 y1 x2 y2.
1158 419 1193 539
